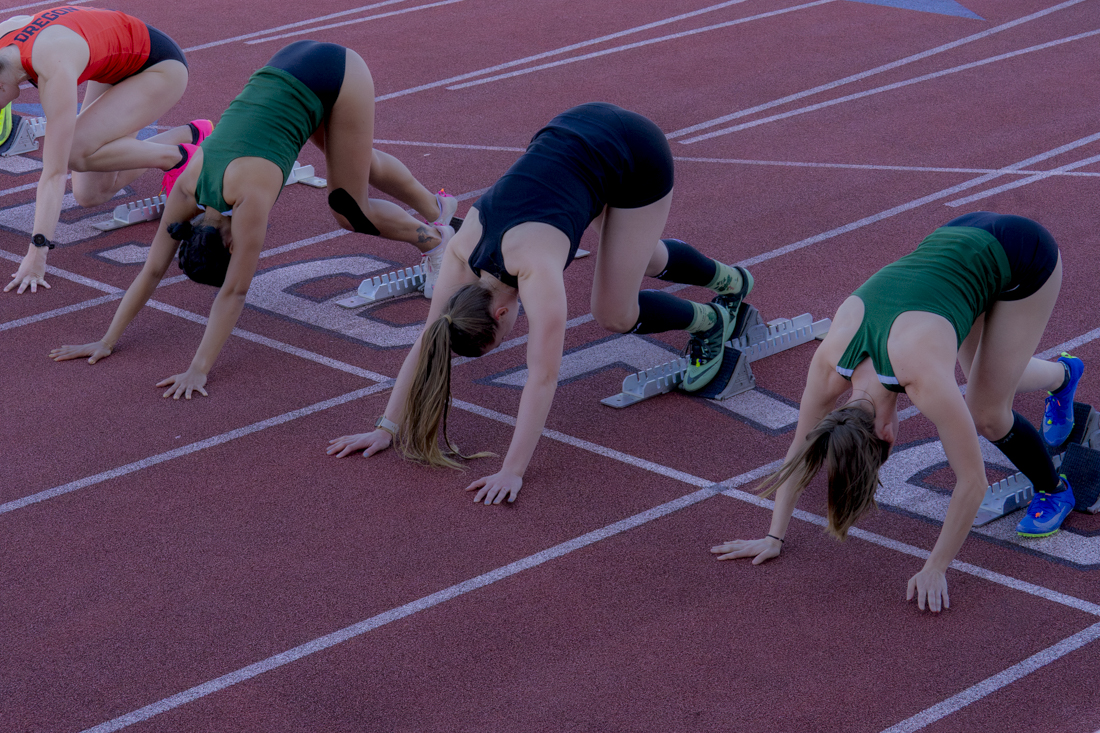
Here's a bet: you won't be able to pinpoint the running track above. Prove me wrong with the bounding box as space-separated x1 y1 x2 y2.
2 0 1100 730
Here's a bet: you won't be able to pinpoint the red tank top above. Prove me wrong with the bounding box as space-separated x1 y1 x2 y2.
0 7 150 86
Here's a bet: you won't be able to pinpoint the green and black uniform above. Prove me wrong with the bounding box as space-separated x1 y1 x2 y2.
838 212 1062 495
194 40 345 212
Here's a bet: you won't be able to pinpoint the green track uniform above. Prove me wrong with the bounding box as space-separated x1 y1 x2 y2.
194 67 323 212
836 226 1011 393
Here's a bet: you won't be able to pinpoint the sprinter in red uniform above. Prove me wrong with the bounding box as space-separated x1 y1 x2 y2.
0 6 202 294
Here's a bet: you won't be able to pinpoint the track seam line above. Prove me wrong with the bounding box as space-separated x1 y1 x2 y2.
0 384 391 515
446 0 837 91
666 0 1089 139
737 130 1100 268
375 0 755 101
877 622 1100 733
946 150 1100 207
74 466 772 733
680 27 1100 143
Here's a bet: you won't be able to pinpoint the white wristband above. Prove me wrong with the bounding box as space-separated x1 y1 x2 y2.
375 415 398 437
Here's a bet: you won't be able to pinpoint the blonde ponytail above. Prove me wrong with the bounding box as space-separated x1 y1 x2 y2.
400 283 499 468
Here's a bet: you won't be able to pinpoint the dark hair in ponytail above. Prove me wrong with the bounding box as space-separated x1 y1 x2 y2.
757 402 891 539
400 283 499 468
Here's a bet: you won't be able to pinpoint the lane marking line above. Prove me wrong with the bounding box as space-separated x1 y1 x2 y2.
674 155 1100 177
376 0 755 101
681 27 1100 143
877 622 1100 733
737 130 1100 268
182 0 410 52
0 293 122 333
446 0 836 91
0 384 391 516
75 467 771 733
666 0 1089 139
77 445 1100 733
244 0 468 45
946 151 1100 207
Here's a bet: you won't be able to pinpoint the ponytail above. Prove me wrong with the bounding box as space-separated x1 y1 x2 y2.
400 283 499 468
757 402 890 539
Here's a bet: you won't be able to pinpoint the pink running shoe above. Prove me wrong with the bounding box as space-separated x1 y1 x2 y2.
162 143 199 196
189 119 214 145
433 188 457 227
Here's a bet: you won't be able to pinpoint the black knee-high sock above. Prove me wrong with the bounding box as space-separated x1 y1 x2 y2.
992 411 1059 494
630 290 699 334
654 239 717 285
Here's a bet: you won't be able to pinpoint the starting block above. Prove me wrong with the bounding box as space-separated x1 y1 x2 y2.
601 304 832 408
338 217 470 308
336 264 428 308
973 402 1100 526
0 114 46 157
91 161 327 231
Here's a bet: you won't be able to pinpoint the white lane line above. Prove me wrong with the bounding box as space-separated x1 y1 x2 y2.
446 0 836 91
1039 327 1100 361
0 293 122 332
181 0 410 52
681 28 1100 143
0 384 391 516
666 0 1089 139
375 139 526 153
244 0 467 45
76 463 774 733
375 0 755 101
717 487 1100 615
878 623 1100 733
737 130 1100 268
674 155 1100 177
143 299 390 382
946 152 1100 207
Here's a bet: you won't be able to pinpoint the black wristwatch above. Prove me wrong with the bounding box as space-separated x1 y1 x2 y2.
32 234 54 250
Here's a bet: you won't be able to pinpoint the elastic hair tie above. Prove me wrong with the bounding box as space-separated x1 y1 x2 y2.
442 314 453 324
166 221 194 241
766 534 785 544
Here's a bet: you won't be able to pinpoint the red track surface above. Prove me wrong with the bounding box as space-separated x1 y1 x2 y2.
3 0 1100 731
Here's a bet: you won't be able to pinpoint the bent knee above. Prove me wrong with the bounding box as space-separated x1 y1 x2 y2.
71 180 117 208
593 309 638 334
969 408 1014 441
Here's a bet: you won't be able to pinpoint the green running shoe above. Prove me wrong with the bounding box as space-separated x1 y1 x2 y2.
683 302 733 392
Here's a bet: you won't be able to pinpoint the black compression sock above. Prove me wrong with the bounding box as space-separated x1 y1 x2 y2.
629 290 698 334
992 410 1059 493
654 239 717 285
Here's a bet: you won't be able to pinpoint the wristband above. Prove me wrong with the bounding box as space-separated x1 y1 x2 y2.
374 415 398 437
32 233 54 250
766 534 785 544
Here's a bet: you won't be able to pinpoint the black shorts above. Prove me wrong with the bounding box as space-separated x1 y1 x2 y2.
137 25 187 73
266 40 347 119
943 212 1059 301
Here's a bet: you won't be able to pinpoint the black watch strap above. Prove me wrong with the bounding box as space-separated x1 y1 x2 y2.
32 234 55 250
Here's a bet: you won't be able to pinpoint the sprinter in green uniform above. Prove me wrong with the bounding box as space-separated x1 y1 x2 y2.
712 213 1084 613
50 41 457 397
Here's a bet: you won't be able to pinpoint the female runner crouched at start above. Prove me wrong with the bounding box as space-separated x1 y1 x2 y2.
328 102 755 504
0 5 205 294
712 212 1085 612
50 41 457 397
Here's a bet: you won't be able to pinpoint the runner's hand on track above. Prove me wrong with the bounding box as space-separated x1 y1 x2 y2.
710 537 782 565
327 430 391 458
157 369 209 400
466 471 522 505
5 252 50 294
50 340 113 364
907 567 949 612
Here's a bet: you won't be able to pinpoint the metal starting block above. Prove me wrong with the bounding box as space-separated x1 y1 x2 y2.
336 264 427 308
601 305 831 408
0 114 46 157
973 403 1100 526
91 161 326 231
